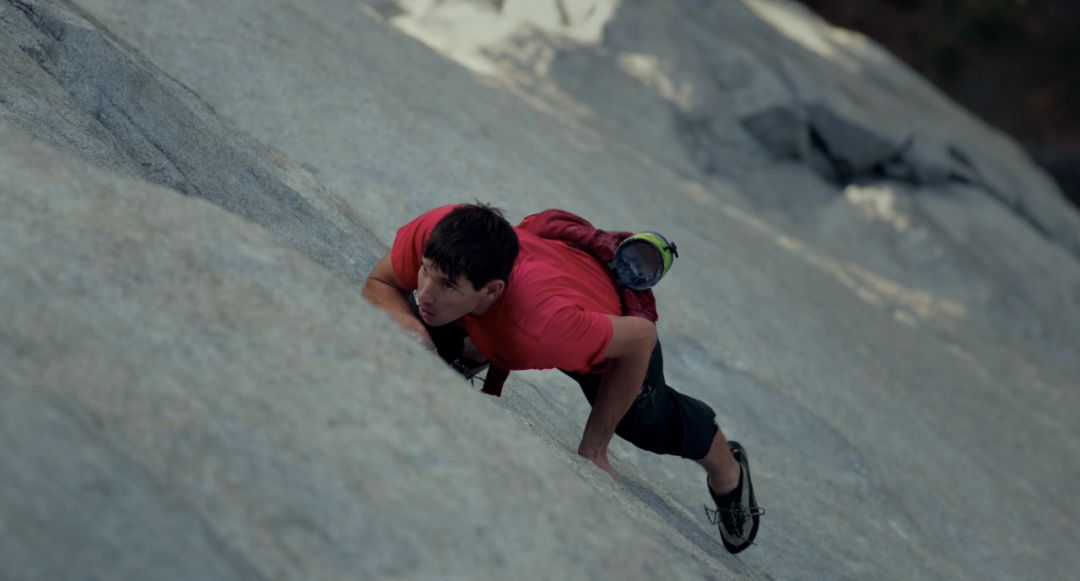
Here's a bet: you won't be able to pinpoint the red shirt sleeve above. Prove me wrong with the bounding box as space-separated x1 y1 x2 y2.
529 306 614 373
390 205 458 289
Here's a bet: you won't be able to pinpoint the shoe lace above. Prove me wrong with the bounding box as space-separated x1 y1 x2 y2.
704 502 766 532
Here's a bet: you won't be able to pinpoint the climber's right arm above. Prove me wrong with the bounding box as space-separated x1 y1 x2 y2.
361 251 436 353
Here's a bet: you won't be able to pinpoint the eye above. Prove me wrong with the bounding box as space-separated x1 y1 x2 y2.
442 280 456 291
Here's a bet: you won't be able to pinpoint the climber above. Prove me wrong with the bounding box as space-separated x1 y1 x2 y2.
360 203 763 553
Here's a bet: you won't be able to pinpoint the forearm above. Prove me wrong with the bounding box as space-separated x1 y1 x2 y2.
361 277 418 331
578 350 651 457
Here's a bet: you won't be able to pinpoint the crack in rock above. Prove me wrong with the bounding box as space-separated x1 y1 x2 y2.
731 100 1080 261
1 0 380 287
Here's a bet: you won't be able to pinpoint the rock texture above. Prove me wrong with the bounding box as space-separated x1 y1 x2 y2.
2 0 1079 579
797 0 1080 210
0 0 380 287
0 133 715 580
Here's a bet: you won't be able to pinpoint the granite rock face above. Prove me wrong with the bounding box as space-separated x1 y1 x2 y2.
0 134 714 580
3 0 1080 579
0 0 380 287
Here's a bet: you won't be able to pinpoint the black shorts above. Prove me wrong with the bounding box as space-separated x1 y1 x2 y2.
408 293 718 460
563 341 718 461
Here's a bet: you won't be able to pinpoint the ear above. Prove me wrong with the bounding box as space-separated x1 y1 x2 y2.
483 279 506 300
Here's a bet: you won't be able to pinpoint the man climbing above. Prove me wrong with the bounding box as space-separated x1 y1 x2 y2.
361 203 763 553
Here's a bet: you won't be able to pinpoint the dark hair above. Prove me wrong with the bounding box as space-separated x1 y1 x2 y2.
424 203 519 290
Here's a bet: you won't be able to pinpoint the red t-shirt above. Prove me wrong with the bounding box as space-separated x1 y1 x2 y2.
391 205 621 374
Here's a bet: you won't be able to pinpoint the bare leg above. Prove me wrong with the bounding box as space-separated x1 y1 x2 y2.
695 429 741 495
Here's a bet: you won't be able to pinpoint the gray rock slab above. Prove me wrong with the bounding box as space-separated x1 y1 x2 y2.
0 133 719 581
366 0 1080 378
3 0 1079 579
385 0 1080 259
1 0 381 288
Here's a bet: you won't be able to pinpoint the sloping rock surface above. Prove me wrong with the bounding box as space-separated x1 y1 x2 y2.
0 134 716 580
0 0 380 287
3 0 1080 579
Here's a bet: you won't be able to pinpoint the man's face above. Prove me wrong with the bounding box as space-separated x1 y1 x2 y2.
415 258 488 326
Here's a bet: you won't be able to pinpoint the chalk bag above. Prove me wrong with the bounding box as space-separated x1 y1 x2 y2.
608 231 678 291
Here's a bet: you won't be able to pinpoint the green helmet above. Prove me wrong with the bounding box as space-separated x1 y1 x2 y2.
609 231 679 291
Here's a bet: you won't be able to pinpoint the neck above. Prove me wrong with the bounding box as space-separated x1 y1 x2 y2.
472 294 499 317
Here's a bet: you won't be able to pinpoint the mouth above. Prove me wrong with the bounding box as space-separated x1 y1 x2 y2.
419 306 436 319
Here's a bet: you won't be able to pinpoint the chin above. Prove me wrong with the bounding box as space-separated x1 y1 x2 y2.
421 312 444 326
429 313 464 327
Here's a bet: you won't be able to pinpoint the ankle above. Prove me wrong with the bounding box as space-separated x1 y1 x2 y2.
708 466 741 496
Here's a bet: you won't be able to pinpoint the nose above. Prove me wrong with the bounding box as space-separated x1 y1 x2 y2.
417 279 436 307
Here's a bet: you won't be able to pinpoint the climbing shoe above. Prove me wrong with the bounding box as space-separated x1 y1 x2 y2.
705 440 765 554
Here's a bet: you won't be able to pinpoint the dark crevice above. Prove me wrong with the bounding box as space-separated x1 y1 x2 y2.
11 1 60 41
731 101 1080 261
4 0 381 286
98 89 203 198
807 124 852 184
